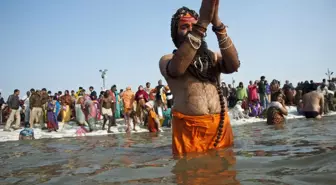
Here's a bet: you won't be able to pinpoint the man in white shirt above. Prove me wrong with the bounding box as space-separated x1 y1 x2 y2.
21 90 32 124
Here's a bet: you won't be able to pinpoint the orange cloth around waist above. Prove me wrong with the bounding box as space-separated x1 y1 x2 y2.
172 111 234 155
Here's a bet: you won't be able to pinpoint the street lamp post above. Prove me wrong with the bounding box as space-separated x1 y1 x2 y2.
99 69 108 90
326 68 334 81
232 77 235 88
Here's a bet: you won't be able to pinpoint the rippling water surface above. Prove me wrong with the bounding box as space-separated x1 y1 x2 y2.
0 116 335 185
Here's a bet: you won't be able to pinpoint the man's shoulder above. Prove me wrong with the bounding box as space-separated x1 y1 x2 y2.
159 54 174 77
159 54 174 66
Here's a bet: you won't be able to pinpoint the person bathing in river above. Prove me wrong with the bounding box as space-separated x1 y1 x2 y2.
19 122 35 140
267 91 288 125
302 90 324 119
100 90 116 133
145 102 163 133
159 0 240 155
249 100 263 118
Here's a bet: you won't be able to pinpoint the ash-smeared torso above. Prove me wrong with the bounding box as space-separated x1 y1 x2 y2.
160 54 227 116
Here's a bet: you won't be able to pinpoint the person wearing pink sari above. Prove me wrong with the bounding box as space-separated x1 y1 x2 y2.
248 80 258 102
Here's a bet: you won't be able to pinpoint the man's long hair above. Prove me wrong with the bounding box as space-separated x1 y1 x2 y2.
171 7 198 48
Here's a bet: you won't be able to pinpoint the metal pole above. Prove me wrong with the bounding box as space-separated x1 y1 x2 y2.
99 69 108 90
326 68 334 81
103 77 105 90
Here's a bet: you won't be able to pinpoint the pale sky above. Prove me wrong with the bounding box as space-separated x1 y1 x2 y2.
0 0 335 98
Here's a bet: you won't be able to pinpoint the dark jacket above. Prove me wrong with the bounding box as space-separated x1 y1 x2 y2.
41 93 49 105
7 94 20 110
30 93 42 109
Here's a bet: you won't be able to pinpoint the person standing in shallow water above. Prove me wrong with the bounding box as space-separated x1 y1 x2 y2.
122 87 135 132
267 91 288 125
159 0 240 155
302 90 324 119
100 90 116 133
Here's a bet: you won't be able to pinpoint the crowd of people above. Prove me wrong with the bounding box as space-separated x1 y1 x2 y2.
0 80 175 139
1 76 334 140
221 77 336 123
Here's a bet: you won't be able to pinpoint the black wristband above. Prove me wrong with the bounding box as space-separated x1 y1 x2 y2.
212 23 226 32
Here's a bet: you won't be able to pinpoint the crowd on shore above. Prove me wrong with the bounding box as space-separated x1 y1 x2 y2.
0 76 335 140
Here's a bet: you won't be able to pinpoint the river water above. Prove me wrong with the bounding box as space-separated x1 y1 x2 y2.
0 116 335 185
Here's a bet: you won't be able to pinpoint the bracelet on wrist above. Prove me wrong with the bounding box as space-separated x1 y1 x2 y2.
193 23 207 33
212 23 228 34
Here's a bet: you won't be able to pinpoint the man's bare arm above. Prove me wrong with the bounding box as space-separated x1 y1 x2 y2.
211 1 240 74
214 34 240 73
215 46 240 74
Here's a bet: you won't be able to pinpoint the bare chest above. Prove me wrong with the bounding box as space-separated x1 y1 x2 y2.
167 74 223 115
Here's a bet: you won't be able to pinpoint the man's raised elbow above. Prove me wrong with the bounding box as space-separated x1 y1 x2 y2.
223 65 240 74
221 59 240 74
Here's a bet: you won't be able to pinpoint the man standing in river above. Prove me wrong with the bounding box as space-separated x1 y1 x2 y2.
101 90 116 133
159 0 240 155
302 90 324 119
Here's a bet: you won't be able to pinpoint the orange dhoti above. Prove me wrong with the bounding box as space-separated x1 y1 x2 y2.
172 111 234 155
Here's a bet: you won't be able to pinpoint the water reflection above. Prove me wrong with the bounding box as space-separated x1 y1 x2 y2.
172 149 239 185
